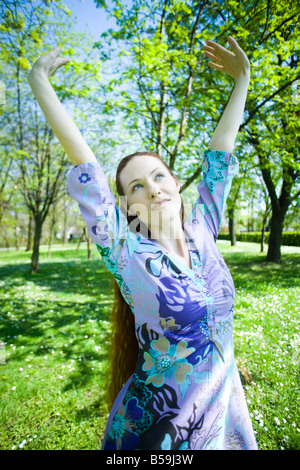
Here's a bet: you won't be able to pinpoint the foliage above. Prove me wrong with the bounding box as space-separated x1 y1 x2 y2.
94 0 300 261
1 0 299 260
218 231 300 247
0 0 104 271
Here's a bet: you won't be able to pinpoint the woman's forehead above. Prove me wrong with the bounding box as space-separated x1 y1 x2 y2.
119 155 167 184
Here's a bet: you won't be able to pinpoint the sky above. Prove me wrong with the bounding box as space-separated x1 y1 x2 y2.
62 0 117 39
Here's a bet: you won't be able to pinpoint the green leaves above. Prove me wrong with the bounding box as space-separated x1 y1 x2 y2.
94 0 300 256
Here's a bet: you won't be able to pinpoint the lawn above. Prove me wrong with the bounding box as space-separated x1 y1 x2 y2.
0 241 299 450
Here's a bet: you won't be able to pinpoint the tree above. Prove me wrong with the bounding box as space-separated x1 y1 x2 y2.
0 0 102 271
94 0 300 262
94 0 226 189
238 0 300 261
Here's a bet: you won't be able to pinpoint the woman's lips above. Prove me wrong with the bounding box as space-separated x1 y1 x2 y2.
152 199 170 209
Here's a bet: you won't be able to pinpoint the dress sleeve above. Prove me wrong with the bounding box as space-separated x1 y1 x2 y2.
196 149 239 239
67 160 128 262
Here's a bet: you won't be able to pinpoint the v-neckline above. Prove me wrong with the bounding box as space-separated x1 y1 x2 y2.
144 234 194 274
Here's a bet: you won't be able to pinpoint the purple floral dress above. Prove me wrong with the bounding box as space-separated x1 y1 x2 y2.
67 149 258 450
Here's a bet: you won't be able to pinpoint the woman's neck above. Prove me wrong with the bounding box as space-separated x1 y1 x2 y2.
150 216 187 256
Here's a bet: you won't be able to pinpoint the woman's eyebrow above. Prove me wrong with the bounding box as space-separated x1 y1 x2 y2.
128 167 162 188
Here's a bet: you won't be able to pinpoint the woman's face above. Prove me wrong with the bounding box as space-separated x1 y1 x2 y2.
119 155 182 232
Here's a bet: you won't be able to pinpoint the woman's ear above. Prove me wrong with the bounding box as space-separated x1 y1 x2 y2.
119 195 129 215
173 175 181 191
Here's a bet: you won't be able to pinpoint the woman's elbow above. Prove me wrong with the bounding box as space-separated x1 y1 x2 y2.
210 139 234 154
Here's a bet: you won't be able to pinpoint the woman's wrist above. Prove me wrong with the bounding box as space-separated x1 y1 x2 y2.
235 69 250 85
27 68 49 86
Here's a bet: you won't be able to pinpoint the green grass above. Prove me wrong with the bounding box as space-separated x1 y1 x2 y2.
0 241 299 450
217 241 300 450
0 244 113 450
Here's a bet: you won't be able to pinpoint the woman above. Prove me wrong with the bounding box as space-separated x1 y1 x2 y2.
28 36 257 450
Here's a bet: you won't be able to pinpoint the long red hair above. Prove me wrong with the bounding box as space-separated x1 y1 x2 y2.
105 152 184 411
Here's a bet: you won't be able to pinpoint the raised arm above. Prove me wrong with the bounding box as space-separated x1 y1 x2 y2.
27 46 97 166
202 36 250 153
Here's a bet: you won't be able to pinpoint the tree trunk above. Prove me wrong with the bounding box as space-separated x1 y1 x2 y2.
260 205 271 253
228 208 236 246
47 220 54 258
3 232 10 249
85 226 92 260
76 226 86 251
31 214 43 273
157 83 166 157
26 214 33 251
47 205 57 258
266 213 284 262
260 226 265 253
15 224 19 251
63 199 68 244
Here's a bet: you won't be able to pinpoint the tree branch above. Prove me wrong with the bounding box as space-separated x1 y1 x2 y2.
157 0 169 156
258 13 300 45
169 1 207 169
242 75 300 128
180 164 202 193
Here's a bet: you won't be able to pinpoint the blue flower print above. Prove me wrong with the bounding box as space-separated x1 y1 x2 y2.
161 433 189 450
202 150 228 194
78 172 91 184
142 337 195 387
107 397 143 450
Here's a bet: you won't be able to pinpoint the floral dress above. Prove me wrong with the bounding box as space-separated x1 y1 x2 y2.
67 149 258 450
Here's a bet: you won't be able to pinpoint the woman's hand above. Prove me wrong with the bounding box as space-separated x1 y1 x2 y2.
205 37 251 152
28 46 69 82
26 46 96 166
202 36 250 81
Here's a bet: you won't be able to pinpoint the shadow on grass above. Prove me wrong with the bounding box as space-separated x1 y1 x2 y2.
0 255 114 394
221 251 300 290
0 257 114 299
1 246 299 395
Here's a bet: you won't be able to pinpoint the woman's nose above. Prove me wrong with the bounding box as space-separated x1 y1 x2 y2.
148 185 160 199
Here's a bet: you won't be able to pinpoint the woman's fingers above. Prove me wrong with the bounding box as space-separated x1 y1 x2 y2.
49 56 69 76
41 47 69 77
203 40 228 55
227 36 242 53
57 57 70 67
50 45 61 56
39 46 61 66
202 50 217 61
227 36 250 73
203 36 241 54
206 61 225 72
29 46 69 81
202 41 235 63
202 36 250 79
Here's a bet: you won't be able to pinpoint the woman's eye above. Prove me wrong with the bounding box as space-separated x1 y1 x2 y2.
132 184 141 192
155 173 164 180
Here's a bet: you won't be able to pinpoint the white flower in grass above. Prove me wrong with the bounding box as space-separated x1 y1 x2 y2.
274 417 280 425
19 439 26 449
